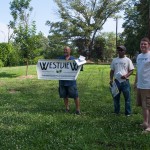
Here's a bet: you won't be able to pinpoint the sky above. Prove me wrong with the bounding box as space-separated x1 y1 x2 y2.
0 0 124 43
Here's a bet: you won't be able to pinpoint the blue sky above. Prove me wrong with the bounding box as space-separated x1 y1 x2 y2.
0 0 124 42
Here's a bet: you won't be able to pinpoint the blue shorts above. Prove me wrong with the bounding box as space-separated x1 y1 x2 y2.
59 85 78 99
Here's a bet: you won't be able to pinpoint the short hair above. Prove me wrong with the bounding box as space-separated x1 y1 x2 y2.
141 37 150 43
64 46 71 51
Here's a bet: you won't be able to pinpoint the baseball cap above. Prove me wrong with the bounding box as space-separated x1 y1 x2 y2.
117 45 126 51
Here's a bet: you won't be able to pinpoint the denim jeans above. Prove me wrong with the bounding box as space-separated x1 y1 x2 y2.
113 79 131 115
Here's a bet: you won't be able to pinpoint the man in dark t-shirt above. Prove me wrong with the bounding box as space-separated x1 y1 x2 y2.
58 46 80 115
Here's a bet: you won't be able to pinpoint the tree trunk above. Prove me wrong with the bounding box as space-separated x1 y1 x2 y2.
88 29 98 59
26 59 28 76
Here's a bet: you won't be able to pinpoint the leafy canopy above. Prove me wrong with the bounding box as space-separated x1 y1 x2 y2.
47 0 127 57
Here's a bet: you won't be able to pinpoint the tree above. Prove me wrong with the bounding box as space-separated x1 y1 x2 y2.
33 32 49 62
45 33 69 59
93 32 116 61
0 43 19 67
9 0 39 75
0 43 11 66
137 0 149 38
122 2 140 57
122 0 149 57
46 0 126 58
102 32 116 60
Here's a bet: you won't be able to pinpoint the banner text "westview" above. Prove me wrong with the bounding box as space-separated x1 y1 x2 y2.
40 61 79 71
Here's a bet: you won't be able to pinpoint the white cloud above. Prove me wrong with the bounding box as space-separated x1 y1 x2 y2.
0 23 13 43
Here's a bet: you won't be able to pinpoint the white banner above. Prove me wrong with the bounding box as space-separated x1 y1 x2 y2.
36 59 82 80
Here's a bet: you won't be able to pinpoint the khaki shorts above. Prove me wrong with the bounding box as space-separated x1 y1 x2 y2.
136 89 150 109
136 89 142 106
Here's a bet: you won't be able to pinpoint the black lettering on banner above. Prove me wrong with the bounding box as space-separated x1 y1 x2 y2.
67 62 69 69
40 62 49 70
70 62 78 71
49 62 53 68
60 62 64 69
53 62 56 69
57 62 60 68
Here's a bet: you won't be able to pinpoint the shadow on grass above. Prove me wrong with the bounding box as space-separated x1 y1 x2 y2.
0 83 62 114
0 72 18 78
0 81 149 149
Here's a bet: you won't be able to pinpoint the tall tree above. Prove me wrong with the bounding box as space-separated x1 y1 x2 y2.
46 0 126 58
137 0 149 38
9 0 38 75
122 0 149 57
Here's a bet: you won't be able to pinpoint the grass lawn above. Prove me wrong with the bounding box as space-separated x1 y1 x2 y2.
0 65 149 150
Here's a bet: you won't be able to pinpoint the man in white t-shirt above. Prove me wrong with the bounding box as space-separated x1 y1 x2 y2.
110 45 134 116
134 37 150 133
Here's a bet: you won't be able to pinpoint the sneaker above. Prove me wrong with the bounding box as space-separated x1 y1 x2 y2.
142 128 150 134
75 110 81 115
140 123 148 129
125 113 131 117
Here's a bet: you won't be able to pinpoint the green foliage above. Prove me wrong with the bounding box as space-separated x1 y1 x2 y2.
47 0 126 58
45 33 79 59
0 43 20 66
32 56 44 64
9 0 39 75
0 59 4 67
0 65 149 149
7 43 20 66
100 32 116 59
9 0 51 74
0 34 48 67
137 0 149 36
122 0 149 57
45 34 68 59
71 32 117 61
9 0 32 24
0 43 10 66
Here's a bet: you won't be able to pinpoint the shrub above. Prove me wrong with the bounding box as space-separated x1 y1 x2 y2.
0 59 4 67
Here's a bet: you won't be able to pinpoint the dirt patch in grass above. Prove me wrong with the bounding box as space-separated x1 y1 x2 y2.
9 89 20 94
0 82 4 86
18 75 37 79
86 60 95 64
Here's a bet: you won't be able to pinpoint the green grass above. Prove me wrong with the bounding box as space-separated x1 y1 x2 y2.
0 65 149 150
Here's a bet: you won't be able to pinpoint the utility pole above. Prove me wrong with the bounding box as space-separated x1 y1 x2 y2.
115 15 121 49
116 17 118 50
